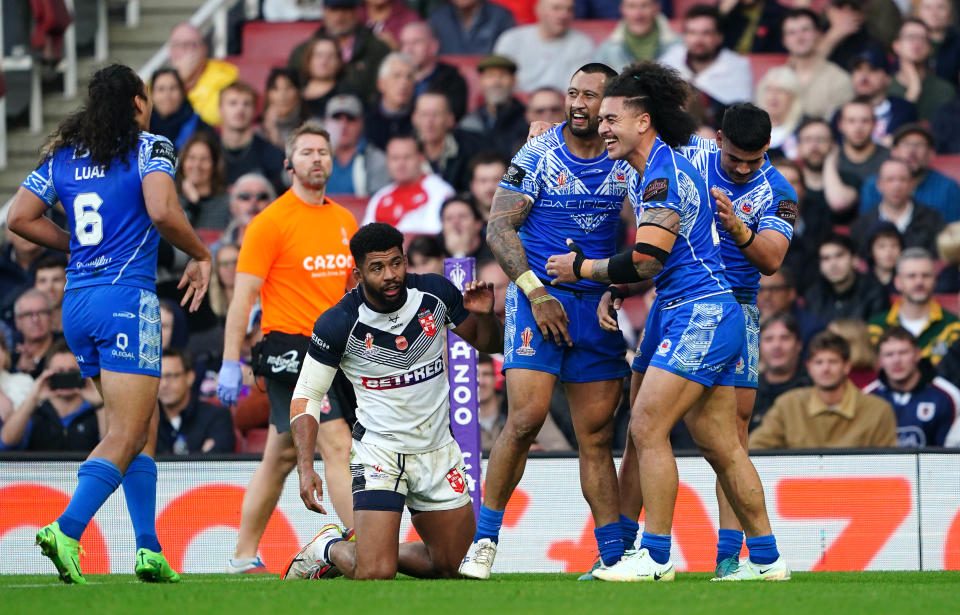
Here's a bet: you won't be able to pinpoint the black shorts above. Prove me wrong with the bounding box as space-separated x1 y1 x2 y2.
266 372 355 433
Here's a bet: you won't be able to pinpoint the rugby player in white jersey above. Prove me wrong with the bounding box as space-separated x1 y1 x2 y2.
282 222 503 580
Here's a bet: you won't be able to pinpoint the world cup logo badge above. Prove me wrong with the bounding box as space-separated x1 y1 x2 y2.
450 263 467 291
517 327 536 356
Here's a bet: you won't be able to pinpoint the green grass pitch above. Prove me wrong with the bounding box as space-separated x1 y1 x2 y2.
2 572 959 615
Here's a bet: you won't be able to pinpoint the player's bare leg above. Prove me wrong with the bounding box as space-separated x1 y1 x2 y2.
316 417 354 528
233 427 297 561
398 504 475 578
617 371 644 522
328 509 403 579
711 387 756 574
482 369 557 509
566 379 622 528
88 370 160 471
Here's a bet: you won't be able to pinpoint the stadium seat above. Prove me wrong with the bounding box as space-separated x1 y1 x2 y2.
196 228 222 246
620 295 650 330
747 53 789 91
572 20 618 45
329 194 367 224
936 293 959 315
243 427 269 453
240 20 318 67
438 54 483 110
930 154 960 185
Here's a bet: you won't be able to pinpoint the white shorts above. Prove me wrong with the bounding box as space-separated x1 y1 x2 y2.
350 438 473 513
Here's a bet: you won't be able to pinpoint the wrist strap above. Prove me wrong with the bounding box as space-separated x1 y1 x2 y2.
608 285 626 302
736 229 756 249
530 294 557 305
516 270 544 296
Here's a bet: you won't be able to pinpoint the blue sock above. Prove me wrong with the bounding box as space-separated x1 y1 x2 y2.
122 454 162 552
716 529 744 564
594 522 625 566
619 514 639 551
640 531 672 565
57 458 123 541
746 535 780 565
474 505 505 543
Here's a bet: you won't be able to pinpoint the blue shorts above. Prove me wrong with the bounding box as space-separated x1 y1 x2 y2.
631 295 744 388
735 303 760 389
62 285 162 378
502 282 629 383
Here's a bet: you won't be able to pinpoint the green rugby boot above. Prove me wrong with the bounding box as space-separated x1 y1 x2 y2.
135 548 181 583
36 521 87 585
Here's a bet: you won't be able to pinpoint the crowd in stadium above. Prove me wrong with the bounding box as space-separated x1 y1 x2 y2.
3 0 960 455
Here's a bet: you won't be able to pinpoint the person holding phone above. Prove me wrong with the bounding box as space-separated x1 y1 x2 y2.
0 340 104 451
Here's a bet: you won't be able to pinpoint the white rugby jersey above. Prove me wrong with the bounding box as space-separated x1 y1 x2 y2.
308 273 469 453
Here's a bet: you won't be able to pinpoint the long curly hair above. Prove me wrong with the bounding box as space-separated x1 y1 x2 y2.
42 64 146 169
604 61 697 149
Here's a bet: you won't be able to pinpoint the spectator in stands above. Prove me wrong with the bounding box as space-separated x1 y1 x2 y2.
361 133 454 233
860 123 960 223
749 330 897 449
758 268 827 348
855 159 945 253
936 222 960 293
479 258 510 322
0 341 103 452
0 335 33 432
493 0 595 92
157 348 235 455
208 244 240 324
411 91 486 190
440 194 493 259
32 255 65 335
406 235 446 275
0 228 47 324
218 174 277 248
865 222 904 296
149 68 212 151
774 158 825 294
930 74 960 153
575 0 620 18
804 233 889 322
176 131 231 231
11 289 60 379
218 82 287 193
594 0 679 69
468 151 508 220
400 21 469 121
937 335 960 385
364 52 416 150
752 312 810 430
659 4 752 126
755 66 802 159
868 248 960 365
837 99 889 192
286 0 391 104
915 0 960 85
298 35 354 119
478 353 505 452
848 50 918 147
459 55 528 157
360 0 421 49
720 0 787 54
828 318 877 388
324 94 390 197
866 326 960 447
889 19 957 122
781 8 854 120
428 0 516 55
525 88 566 127
260 68 305 150
168 22 239 127
795 118 853 226
817 0 891 72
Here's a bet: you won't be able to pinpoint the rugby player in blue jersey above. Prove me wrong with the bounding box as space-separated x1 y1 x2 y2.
459 64 635 580
7 64 211 584
607 103 798 579
547 63 788 582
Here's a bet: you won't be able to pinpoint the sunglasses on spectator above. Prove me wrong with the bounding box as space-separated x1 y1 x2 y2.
236 192 270 201
331 113 359 121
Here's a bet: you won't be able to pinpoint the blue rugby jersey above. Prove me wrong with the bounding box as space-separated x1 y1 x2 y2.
627 136 731 308
22 132 177 291
679 136 797 303
499 123 632 291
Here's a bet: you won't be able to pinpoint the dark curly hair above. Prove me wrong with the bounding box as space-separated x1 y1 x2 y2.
604 61 697 149
350 223 405 267
43 64 146 169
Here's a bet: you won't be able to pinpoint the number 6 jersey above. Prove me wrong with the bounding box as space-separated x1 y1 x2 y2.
22 132 177 291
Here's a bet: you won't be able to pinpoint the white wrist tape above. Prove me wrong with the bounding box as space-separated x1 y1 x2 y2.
515 270 544 297
290 354 337 425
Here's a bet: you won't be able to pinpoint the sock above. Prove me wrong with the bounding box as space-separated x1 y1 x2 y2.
619 514 639 552
122 454 162 552
594 522 625 566
639 531 671 565
57 458 123 541
323 538 344 562
474 505 505 543
746 535 780 565
716 529 744 564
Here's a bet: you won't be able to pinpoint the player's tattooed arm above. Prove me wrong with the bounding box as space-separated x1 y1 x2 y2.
486 187 535 281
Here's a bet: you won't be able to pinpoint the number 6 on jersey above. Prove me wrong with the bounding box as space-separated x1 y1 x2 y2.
74 192 103 246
